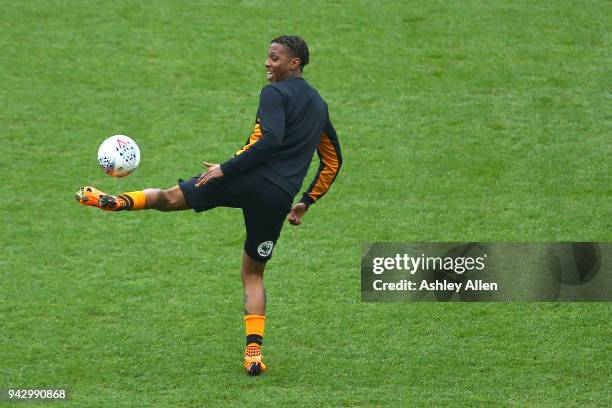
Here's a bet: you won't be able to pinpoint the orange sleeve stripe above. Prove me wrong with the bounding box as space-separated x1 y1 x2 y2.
308 132 340 201
235 123 262 156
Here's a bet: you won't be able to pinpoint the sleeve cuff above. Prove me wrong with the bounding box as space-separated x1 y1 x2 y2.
220 160 236 177
300 194 316 209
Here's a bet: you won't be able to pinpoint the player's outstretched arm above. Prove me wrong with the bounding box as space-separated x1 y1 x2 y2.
220 86 285 177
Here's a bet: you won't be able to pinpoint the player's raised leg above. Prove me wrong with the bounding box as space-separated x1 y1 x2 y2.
241 252 268 375
75 185 189 211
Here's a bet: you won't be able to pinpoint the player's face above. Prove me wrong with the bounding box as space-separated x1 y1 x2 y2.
265 43 299 83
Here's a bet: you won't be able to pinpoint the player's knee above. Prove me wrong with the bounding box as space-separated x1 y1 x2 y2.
242 252 266 277
156 189 180 211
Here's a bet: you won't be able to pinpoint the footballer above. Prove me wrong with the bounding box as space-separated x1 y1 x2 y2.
75 35 342 375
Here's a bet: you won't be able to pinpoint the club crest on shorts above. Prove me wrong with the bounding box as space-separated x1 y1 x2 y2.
257 241 274 257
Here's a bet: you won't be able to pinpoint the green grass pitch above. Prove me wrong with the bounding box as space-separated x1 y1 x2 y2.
1 0 610 406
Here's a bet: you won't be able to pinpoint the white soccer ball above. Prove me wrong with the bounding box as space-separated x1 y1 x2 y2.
97 135 141 178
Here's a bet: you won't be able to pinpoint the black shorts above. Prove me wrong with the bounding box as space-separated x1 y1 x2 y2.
178 172 293 262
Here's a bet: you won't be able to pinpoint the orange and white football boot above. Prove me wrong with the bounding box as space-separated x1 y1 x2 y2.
74 186 125 211
244 343 267 375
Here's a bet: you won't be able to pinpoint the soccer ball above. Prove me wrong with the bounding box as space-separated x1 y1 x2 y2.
97 135 141 177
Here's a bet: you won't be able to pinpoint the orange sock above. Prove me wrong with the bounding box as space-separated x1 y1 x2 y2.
118 191 146 210
244 314 265 346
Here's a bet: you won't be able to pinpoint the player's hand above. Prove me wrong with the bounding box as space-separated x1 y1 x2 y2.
195 162 224 187
287 202 307 226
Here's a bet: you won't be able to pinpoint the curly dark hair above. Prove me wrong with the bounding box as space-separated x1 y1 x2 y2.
270 35 309 71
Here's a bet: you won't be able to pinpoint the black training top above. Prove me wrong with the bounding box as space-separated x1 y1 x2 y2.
220 77 342 208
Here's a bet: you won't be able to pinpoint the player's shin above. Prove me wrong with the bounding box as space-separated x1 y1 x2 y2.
244 314 265 346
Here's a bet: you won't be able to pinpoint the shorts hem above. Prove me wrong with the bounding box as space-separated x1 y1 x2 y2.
244 246 272 263
178 177 203 213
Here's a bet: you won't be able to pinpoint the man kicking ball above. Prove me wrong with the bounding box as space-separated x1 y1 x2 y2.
75 35 342 375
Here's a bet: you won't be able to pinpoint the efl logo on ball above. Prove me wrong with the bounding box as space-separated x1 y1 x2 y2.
97 135 141 178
